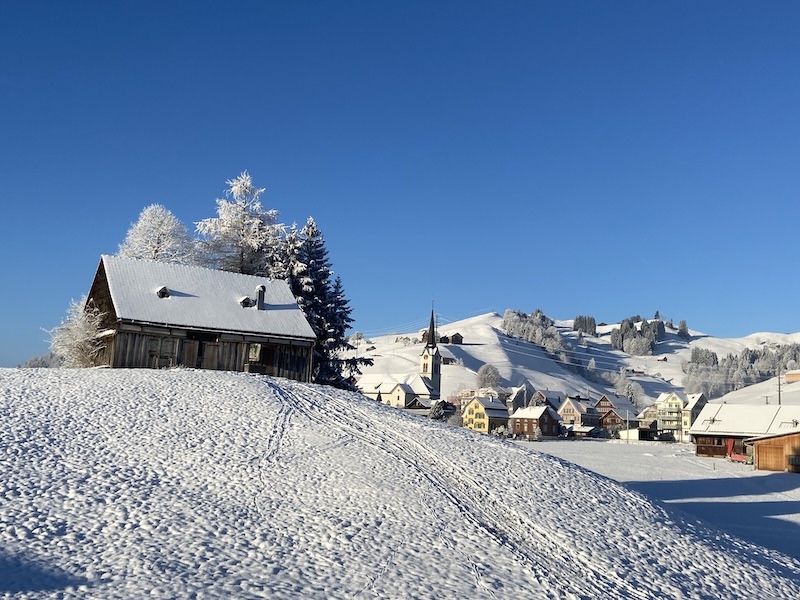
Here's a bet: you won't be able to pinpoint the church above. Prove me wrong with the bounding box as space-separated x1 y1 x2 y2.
357 310 442 408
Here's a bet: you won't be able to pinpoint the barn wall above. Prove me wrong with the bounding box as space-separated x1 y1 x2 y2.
753 432 800 472
104 326 312 382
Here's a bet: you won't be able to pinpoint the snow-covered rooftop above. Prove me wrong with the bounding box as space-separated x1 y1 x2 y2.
689 403 800 437
95 255 315 340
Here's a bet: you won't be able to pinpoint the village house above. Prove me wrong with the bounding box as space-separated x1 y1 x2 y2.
531 390 564 410
439 332 463 344
505 382 537 414
463 396 510 434
85 255 316 380
681 393 708 442
557 397 600 437
509 405 562 439
636 404 659 440
689 403 800 460
653 392 707 442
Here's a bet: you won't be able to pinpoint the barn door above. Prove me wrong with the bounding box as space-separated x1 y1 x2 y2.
759 446 785 471
201 342 221 370
182 340 199 368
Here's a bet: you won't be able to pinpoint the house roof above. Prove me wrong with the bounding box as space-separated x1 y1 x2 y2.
596 395 638 418
510 406 562 422
95 255 316 341
689 403 800 438
656 391 687 407
534 390 564 403
685 393 706 411
357 373 436 397
558 398 594 414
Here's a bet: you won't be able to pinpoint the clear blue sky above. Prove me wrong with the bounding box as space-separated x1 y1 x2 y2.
2 1 799 366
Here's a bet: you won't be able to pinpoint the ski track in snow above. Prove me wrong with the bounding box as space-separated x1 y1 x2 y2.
2 368 800 599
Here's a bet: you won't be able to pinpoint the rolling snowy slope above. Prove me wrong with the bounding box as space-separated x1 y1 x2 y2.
2 368 800 598
357 312 800 405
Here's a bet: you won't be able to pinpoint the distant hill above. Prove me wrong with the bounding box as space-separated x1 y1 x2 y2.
353 312 800 405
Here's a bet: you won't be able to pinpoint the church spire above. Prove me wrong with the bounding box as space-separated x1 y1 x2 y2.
425 308 437 348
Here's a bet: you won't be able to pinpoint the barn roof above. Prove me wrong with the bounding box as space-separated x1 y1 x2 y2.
93 255 316 341
689 403 800 438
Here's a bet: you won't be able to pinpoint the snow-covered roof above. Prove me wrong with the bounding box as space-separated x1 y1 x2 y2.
357 373 435 396
558 398 593 414
685 393 706 411
510 406 562 422
535 390 564 402
470 396 510 413
597 395 638 417
95 255 316 340
689 403 800 437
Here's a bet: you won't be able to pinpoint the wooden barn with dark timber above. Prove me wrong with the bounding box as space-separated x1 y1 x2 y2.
86 255 316 381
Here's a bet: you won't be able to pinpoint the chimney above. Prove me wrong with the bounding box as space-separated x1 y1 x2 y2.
255 285 266 309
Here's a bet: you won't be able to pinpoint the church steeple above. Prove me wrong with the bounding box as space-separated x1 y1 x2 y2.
425 309 437 349
420 308 442 399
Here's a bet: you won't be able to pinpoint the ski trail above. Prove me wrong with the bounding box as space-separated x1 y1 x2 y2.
275 380 638 599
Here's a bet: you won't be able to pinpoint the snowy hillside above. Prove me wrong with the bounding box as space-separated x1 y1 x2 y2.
2 368 800 598
356 312 800 405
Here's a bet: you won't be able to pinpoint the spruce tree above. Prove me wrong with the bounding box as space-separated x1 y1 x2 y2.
289 218 370 389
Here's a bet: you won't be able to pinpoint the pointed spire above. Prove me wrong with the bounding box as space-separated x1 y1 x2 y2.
426 308 437 348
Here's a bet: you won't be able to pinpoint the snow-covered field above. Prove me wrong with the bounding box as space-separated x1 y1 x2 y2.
2 368 800 598
528 439 800 561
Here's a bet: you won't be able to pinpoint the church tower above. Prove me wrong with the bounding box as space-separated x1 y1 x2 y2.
420 309 442 399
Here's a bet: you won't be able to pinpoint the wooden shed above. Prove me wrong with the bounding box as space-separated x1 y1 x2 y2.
747 430 800 473
86 255 317 381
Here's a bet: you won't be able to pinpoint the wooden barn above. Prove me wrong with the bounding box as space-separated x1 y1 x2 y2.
690 403 800 461
86 255 317 381
747 430 800 473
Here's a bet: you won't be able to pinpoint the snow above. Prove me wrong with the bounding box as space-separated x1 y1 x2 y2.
2 367 800 598
530 439 800 562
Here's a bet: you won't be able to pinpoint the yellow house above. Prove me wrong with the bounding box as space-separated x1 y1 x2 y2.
463 396 509 434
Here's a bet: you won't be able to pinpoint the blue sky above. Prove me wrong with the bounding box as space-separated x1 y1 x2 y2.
2 1 799 366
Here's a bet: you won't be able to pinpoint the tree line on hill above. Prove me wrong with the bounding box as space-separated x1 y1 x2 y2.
683 343 800 399
50 171 370 389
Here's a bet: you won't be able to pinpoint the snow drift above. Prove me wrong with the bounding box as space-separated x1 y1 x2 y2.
1 368 799 598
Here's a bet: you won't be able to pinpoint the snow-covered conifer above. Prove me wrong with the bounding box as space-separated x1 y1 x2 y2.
118 204 197 264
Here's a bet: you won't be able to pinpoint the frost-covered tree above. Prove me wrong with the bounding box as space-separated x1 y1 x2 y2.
48 296 106 367
573 315 597 336
477 363 501 388
118 204 197 264
677 320 690 339
196 171 283 275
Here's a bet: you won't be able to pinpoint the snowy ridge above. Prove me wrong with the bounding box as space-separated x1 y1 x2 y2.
357 312 800 404
2 368 800 598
